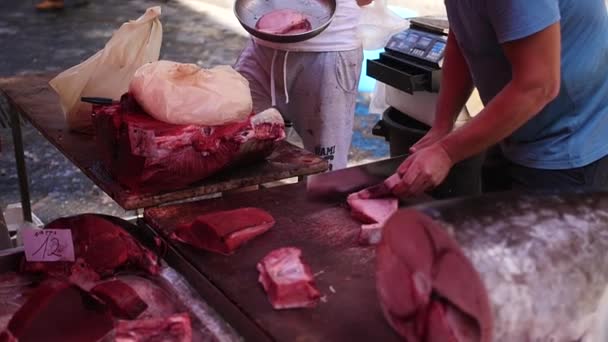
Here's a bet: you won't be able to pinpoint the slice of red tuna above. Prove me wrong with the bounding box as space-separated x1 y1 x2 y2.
257 247 321 310
347 192 399 246
114 313 192 342
347 197 399 225
91 280 148 320
170 207 275 255
255 9 312 34
0 330 16 342
7 279 114 342
112 276 180 319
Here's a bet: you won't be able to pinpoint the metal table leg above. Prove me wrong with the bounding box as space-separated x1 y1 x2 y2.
9 107 32 223
0 211 11 249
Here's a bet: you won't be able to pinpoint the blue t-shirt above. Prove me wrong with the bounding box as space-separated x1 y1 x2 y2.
444 0 608 169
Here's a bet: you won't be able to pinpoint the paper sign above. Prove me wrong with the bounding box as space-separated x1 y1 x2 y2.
22 228 75 262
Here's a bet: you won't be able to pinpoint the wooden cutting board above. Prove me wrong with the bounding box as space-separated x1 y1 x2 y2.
143 182 402 342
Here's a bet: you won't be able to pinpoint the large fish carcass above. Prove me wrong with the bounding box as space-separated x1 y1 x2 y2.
377 191 608 342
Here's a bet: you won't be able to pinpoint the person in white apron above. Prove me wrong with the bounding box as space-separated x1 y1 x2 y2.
235 0 372 171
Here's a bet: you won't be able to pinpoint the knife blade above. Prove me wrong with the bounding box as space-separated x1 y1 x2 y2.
306 154 408 200
81 97 118 105
349 173 402 200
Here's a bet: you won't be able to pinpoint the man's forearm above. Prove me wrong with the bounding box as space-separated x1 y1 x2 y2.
439 22 561 165
439 80 556 164
433 31 474 132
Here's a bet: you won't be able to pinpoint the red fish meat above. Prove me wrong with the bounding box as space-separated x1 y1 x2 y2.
347 181 399 246
90 280 148 320
6 279 114 342
347 197 398 225
21 214 159 286
114 313 192 342
92 94 285 192
257 247 321 310
255 9 312 34
170 207 275 255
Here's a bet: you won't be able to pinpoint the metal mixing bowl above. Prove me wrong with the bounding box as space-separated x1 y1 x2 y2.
234 0 337 44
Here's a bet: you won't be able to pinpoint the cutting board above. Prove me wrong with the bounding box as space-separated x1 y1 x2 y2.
143 182 401 341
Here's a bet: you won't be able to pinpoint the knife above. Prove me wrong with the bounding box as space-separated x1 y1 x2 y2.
81 97 118 105
349 173 402 199
306 154 408 200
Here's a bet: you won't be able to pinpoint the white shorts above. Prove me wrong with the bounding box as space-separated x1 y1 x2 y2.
234 40 363 171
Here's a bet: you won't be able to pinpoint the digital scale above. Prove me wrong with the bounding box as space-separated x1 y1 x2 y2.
367 16 449 94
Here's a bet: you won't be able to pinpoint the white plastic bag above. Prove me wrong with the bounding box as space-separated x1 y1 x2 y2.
129 61 253 126
357 0 408 51
369 81 389 115
50 6 163 132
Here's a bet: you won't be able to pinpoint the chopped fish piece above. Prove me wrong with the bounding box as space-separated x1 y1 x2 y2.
256 9 312 34
347 191 399 246
91 280 148 320
170 208 275 255
257 247 321 309
7 279 114 342
0 330 17 342
347 197 398 225
114 313 192 342
358 223 383 246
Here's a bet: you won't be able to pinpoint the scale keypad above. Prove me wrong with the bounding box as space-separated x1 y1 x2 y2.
385 28 447 64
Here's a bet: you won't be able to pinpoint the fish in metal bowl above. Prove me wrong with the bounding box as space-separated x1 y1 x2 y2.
234 0 337 43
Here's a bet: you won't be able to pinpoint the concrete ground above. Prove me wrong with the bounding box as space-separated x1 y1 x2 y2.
0 0 441 224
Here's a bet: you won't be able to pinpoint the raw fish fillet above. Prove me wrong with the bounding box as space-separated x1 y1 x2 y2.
171 207 275 255
256 9 312 34
257 247 321 309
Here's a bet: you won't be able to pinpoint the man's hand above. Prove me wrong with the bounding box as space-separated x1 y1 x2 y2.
392 143 453 197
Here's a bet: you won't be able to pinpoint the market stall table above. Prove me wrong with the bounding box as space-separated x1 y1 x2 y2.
143 181 404 341
0 73 328 216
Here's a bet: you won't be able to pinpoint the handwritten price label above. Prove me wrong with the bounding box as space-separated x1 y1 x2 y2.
22 229 75 262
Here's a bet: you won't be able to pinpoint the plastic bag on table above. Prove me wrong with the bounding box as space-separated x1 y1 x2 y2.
49 6 163 133
128 61 253 126
357 0 409 51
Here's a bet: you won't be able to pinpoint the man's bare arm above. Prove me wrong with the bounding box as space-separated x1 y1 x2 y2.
433 31 475 132
408 31 474 153
439 22 561 164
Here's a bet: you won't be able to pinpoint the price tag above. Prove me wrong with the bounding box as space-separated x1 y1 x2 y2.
22 228 75 262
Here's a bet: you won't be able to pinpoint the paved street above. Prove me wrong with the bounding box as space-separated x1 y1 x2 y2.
0 0 439 223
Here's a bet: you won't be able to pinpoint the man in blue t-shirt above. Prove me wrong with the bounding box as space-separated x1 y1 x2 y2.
390 0 608 196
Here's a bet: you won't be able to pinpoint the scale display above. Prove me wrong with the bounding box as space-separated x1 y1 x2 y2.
385 28 447 64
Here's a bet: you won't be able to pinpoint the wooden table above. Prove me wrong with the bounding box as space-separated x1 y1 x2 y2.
143 182 402 342
0 74 328 215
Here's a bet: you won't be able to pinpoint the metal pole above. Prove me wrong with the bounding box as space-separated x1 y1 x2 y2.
10 107 32 222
